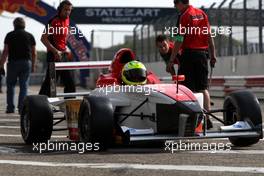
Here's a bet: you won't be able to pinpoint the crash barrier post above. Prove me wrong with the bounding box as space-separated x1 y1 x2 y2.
65 100 82 140
160 75 264 100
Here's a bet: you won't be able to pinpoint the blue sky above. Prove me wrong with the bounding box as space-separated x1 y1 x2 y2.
0 0 245 50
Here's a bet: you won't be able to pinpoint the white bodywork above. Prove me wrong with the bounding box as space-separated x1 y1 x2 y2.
90 84 203 133
194 93 204 109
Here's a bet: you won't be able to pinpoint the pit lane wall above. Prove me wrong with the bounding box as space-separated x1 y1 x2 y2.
145 53 264 100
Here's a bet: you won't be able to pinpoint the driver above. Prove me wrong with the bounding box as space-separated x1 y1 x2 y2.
110 48 160 85
121 60 147 85
110 48 135 84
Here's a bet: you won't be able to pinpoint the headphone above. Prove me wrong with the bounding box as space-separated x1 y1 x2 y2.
57 0 72 14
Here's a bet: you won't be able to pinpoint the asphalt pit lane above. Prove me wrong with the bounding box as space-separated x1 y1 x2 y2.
0 146 18 154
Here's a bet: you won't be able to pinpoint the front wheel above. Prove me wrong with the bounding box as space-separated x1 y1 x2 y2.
78 96 114 150
20 95 53 144
223 90 262 147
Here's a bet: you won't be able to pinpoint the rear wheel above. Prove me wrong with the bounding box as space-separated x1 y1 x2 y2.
20 95 53 144
223 90 262 147
78 96 114 150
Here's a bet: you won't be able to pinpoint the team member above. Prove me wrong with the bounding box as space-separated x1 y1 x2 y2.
168 0 217 129
0 17 36 113
39 0 75 96
155 35 178 76
156 35 184 76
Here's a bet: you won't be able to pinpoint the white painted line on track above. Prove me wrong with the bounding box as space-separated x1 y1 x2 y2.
0 117 64 122
0 126 19 129
0 147 17 154
0 119 19 122
0 134 19 137
0 126 66 129
0 160 263 173
0 134 66 138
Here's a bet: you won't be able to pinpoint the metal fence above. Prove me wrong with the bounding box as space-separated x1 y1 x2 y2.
90 29 134 61
89 0 263 63
133 0 264 62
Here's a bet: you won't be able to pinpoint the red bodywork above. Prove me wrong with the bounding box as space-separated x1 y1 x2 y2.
145 84 197 102
96 48 197 102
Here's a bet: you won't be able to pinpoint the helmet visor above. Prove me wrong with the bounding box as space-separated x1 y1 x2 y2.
123 68 147 83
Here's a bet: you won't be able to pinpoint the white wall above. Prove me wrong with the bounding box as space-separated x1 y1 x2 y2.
145 53 264 77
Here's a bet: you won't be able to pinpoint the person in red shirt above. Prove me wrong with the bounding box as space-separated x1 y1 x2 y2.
39 0 75 96
168 0 217 129
155 35 182 76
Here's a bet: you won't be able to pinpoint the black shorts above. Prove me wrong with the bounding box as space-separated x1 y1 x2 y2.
178 50 209 92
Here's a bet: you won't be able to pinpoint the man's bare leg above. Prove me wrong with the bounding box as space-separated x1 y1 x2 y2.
201 89 210 112
200 89 213 129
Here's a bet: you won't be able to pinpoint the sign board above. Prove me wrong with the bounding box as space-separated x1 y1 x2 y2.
71 7 264 26
71 7 177 24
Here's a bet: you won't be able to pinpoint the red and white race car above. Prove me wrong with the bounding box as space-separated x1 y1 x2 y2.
20 48 263 150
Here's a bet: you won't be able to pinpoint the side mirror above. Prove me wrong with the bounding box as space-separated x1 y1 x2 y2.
172 75 185 82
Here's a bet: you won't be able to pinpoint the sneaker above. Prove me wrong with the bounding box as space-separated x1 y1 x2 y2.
220 121 252 131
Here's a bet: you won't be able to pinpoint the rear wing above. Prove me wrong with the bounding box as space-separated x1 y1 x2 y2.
49 61 112 97
55 61 112 70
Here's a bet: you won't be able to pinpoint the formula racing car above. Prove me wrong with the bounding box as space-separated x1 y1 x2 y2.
20 48 263 150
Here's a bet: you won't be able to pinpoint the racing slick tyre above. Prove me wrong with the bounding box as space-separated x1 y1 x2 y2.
223 90 262 147
78 96 114 150
20 95 53 144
